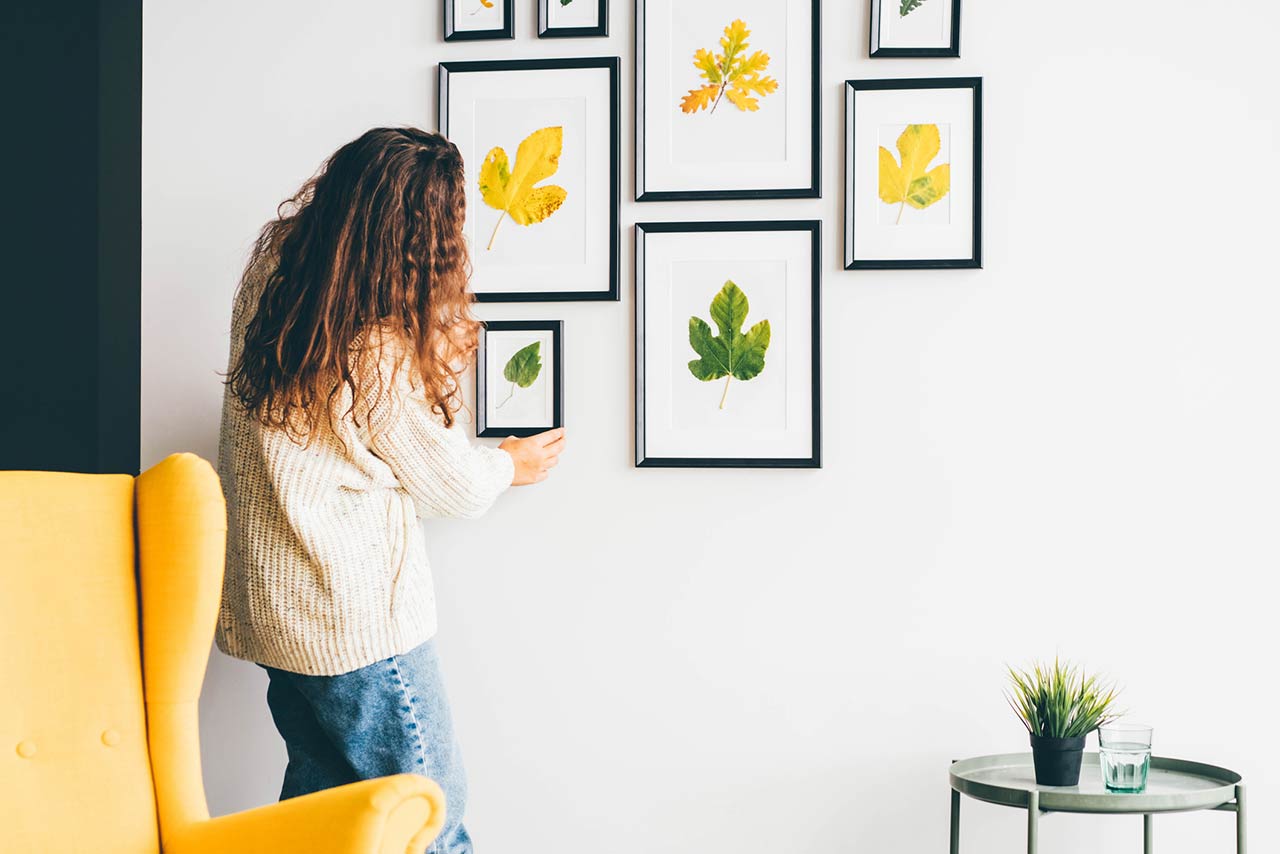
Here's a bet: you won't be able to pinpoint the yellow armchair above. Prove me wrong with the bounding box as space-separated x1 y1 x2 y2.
0 453 445 853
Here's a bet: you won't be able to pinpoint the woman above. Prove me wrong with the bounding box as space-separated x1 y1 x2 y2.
218 127 562 853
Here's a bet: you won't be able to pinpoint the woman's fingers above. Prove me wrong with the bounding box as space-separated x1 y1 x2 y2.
542 454 559 470
537 427 565 446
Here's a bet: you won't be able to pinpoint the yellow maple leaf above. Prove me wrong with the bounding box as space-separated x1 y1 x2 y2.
679 20 778 115
878 123 951 224
478 126 567 251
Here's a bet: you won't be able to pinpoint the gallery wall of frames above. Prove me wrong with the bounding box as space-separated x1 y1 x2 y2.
440 0 979 469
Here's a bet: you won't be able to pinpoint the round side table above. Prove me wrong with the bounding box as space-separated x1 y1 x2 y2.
949 752 1245 854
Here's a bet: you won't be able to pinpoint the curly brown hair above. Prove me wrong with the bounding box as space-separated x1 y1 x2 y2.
227 127 478 441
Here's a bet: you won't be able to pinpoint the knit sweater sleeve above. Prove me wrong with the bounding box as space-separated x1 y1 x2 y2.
360 349 514 520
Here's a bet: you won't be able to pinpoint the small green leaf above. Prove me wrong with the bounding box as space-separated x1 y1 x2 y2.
502 341 542 388
900 0 927 17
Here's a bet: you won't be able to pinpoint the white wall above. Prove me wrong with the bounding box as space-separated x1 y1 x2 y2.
143 2 1279 852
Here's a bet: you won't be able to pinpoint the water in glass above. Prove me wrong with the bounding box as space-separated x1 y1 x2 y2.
1100 741 1151 792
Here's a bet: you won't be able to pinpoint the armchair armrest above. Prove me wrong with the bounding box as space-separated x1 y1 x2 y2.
164 774 446 854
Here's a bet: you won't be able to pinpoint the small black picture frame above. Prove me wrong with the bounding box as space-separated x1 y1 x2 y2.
635 220 821 469
869 0 961 58
538 0 608 38
635 0 821 201
444 0 514 42
844 77 982 270
438 57 620 302
477 320 564 438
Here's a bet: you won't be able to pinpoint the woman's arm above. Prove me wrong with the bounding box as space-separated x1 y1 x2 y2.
368 385 515 519
355 338 563 517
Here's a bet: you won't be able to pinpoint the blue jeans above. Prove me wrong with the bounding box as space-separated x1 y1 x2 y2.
261 639 471 854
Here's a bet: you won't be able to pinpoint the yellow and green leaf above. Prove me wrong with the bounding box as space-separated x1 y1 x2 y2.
878 123 951 223
477 126 567 250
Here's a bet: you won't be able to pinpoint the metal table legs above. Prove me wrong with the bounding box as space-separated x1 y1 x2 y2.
950 789 960 854
1237 785 1247 854
947 786 1248 853
1026 791 1039 854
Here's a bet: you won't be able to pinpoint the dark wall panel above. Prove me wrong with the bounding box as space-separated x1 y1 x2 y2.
0 0 141 474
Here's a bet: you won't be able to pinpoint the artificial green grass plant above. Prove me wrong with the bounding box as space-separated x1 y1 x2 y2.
1006 658 1120 739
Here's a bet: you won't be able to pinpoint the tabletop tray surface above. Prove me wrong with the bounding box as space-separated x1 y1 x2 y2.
950 753 1241 814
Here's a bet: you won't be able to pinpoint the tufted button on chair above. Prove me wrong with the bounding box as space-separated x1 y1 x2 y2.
0 453 446 853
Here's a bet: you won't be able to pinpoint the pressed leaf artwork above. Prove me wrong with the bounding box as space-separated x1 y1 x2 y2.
687 280 771 410
498 341 542 408
899 0 929 16
470 0 494 12
478 126 567 251
680 20 779 116
878 123 951 225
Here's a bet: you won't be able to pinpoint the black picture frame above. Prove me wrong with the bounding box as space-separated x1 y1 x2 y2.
477 320 564 438
438 57 620 302
635 0 821 201
538 0 608 38
869 0 961 58
843 77 982 270
444 0 514 41
635 220 821 469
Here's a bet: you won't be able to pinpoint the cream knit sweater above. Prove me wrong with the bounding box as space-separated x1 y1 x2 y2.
215 259 514 676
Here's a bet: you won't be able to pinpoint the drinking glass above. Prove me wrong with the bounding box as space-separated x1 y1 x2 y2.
1098 722 1153 793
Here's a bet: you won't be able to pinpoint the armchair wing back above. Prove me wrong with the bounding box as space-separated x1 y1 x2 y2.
1 453 446 854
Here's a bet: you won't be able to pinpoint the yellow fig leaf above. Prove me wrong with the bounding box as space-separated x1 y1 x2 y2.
477 126 566 250
680 20 778 115
878 123 950 223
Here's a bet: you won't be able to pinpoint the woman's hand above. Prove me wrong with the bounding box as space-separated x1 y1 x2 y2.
500 428 565 485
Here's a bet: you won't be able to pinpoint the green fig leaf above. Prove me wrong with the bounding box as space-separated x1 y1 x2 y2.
687 280 770 409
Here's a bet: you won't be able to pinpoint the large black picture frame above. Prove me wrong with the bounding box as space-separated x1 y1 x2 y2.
538 0 608 38
635 0 821 201
444 0 514 41
843 76 982 270
438 57 620 302
869 0 961 58
476 320 564 438
635 220 821 469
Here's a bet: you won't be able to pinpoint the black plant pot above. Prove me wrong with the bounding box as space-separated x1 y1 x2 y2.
1029 734 1086 786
